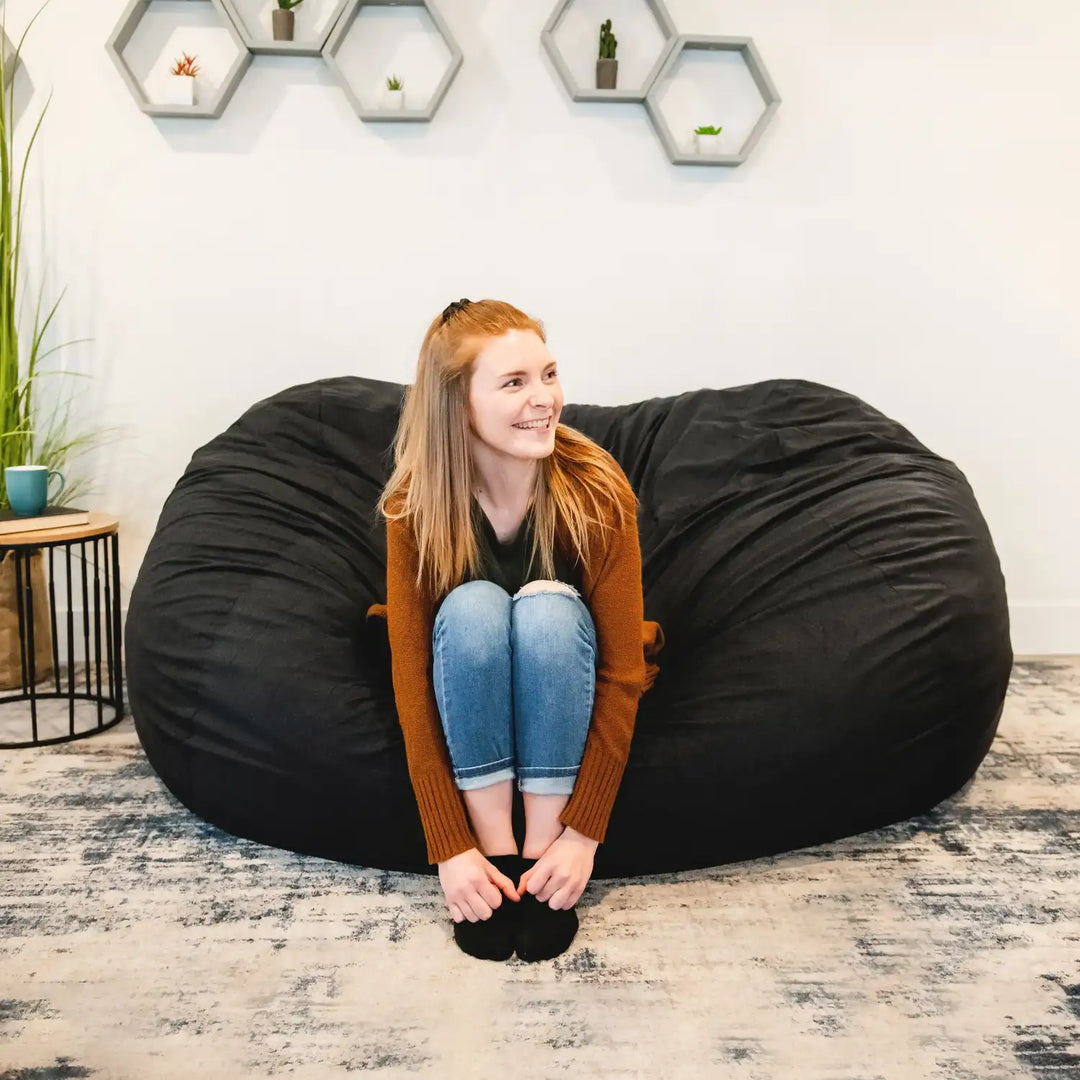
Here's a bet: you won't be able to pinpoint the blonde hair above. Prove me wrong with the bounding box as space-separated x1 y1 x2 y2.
374 299 634 599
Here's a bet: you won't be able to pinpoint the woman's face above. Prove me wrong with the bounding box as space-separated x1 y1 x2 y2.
467 329 563 463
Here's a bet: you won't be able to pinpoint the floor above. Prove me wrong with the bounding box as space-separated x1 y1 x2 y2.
0 658 1077 1079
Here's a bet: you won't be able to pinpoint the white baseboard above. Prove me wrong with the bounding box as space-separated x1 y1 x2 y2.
46 607 128 667
1007 604 1080 657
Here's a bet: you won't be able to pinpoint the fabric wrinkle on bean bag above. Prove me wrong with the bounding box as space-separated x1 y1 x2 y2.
125 375 1013 877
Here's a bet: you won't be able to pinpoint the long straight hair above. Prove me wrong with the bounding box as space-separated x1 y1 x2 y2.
375 299 634 599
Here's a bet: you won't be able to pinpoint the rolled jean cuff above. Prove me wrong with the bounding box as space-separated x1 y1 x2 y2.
517 767 578 796
455 761 515 791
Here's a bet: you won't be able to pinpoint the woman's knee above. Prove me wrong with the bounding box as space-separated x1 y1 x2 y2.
436 579 509 625
513 579 580 600
433 580 511 659
510 581 596 657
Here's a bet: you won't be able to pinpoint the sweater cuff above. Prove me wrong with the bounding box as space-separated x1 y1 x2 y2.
558 740 627 844
413 770 478 864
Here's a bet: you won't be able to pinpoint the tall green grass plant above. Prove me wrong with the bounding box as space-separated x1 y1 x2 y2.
1 2 109 512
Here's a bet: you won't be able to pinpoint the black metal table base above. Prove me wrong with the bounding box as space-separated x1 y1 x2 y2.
0 529 125 749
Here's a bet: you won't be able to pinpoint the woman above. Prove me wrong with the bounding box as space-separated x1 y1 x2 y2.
371 298 663 962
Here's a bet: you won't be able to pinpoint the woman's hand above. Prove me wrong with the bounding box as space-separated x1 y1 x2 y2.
519 827 598 910
438 848 520 923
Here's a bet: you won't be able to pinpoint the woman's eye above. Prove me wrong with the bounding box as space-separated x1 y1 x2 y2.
506 371 557 387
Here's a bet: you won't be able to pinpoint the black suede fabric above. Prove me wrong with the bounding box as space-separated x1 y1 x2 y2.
126 376 1013 877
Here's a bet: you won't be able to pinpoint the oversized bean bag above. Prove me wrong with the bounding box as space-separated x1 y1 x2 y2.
126 376 1013 878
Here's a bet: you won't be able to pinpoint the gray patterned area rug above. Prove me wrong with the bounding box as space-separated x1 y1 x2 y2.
1 658 1078 1080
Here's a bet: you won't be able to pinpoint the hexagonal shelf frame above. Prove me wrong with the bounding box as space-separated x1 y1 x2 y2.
322 0 461 122
219 0 350 57
644 35 780 166
105 0 253 119
541 0 677 104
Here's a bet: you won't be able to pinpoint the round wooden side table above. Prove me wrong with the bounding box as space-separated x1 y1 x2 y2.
0 513 125 748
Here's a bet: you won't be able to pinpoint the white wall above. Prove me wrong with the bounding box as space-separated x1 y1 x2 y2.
5 0 1078 655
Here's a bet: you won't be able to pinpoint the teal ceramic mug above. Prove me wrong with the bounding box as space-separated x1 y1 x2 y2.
5 465 65 517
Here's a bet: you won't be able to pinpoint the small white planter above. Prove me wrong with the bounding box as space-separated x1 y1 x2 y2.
162 74 196 107
381 88 405 110
695 132 721 154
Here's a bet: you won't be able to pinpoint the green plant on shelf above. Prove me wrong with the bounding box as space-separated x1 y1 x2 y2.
277 0 305 9
170 52 200 77
598 19 617 60
694 125 722 135
386 75 403 90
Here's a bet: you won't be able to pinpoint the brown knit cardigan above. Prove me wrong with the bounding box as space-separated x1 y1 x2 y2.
367 484 664 864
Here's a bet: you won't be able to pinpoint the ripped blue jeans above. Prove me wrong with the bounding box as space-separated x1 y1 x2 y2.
432 579 598 795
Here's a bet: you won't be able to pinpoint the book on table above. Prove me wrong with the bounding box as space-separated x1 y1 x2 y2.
0 506 91 536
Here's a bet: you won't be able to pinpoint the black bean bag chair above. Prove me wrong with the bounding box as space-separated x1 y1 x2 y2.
126 376 1013 878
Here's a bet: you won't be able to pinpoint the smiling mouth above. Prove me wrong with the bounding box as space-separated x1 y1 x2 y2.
513 417 552 431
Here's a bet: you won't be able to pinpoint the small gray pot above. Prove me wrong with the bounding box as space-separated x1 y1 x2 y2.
596 58 618 90
272 8 295 41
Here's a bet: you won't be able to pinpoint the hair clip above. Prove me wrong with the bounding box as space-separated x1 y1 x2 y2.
441 298 472 324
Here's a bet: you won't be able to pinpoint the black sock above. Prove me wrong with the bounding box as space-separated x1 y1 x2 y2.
515 856 579 962
451 852 522 962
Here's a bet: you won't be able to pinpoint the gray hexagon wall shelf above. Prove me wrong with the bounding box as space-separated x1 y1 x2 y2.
541 0 677 104
644 35 781 166
219 0 350 57
322 0 462 122
106 0 252 119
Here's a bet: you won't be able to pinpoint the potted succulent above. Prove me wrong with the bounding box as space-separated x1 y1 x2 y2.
694 124 722 153
163 51 199 106
273 0 305 42
382 74 404 109
597 19 617 89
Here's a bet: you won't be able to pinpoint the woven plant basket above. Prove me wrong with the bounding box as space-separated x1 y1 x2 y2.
0 548 55 690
